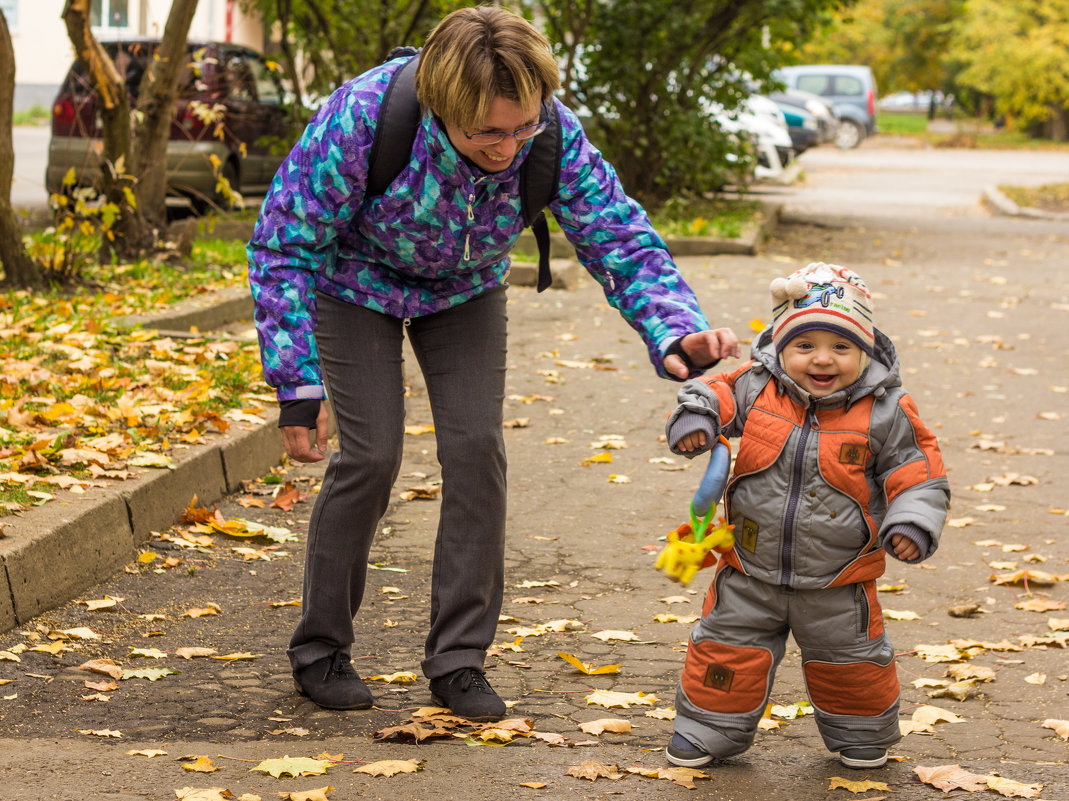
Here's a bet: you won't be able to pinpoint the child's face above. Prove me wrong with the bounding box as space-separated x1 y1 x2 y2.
780 330 864 397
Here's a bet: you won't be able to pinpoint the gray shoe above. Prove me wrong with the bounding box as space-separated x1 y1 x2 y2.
293 651 373 710
665 733 715 768
839 747 888 769
429 667 506 721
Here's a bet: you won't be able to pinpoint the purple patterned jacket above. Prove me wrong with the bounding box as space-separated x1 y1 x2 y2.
247 57 710 401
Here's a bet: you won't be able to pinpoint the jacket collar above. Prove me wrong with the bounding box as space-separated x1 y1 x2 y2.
422 111 530 187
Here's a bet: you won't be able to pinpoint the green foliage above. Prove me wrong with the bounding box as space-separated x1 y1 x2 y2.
238 0 469 105
12 104 50 126
951 0 1069 137
532 0 840 210
876 112 929 134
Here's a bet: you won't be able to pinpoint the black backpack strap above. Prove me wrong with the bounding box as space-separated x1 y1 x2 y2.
366 54 421 198
520 101 562 292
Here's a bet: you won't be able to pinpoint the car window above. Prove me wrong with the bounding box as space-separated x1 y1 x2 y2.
247 56 282 105
796 75 832 96
833 76 864 97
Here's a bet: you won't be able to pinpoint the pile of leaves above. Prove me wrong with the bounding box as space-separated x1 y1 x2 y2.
0 253 268 515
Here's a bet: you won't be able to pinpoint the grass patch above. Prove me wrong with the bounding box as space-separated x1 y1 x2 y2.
876 113 929 135
998 183 1069 214
13 104 50 126
650 197 762 239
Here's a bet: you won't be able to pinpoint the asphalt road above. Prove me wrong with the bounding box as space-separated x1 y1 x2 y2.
1 139 1067 800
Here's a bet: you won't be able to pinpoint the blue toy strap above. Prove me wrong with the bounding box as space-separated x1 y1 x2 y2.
692 437 731 517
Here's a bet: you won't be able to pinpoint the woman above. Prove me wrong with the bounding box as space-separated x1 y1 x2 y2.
247 5 738 721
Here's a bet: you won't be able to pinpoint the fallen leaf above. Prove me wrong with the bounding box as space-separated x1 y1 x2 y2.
282 788 333 801
183 603 222 618
1024 673 1046 685
211 652 261 661
129 647 168 659
986 776 1043 797
558 652 620 675
1016 598 1066 612
579 718 632 736
81 596 122 611
590 630 639 642
581 452 613 466
626 765 711 789
56 627 100 641
645 707 676 720
182 756 220 773
174 788 233 801
518 782 547 788
1042 719 1069 740
366 671 417 684
127 749 167 757
175 647 217 659
78 729 122 738
585 690 657 708
351 759 422 777
912 705 966 725
121 667 179 681
251 756 332 779
79 659 123 680
565 761 625 782
829 776 892 792
884 609 921 621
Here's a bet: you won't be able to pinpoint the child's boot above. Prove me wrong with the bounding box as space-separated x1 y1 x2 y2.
839 747 888 768
665 733 715 768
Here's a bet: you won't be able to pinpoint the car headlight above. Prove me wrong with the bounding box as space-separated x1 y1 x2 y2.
803 118 818 130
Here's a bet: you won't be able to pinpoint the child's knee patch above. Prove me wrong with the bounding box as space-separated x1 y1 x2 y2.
682 640 772 714
804 659 899 716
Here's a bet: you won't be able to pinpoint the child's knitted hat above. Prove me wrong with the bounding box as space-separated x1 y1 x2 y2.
769 262 874 354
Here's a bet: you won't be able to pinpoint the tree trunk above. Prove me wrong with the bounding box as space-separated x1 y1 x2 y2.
132 0 200 231
62 0 154 260
0 9 42 287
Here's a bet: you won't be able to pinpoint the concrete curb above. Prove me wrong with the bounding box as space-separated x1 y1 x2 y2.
0 207 780 633
982 185 1069 221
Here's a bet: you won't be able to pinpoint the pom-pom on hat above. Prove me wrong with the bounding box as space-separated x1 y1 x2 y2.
770 262 874 354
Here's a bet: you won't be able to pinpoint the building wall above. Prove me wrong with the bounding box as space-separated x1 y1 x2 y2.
7 0 264 111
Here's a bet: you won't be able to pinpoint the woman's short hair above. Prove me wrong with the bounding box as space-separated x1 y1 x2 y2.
415 6 561 131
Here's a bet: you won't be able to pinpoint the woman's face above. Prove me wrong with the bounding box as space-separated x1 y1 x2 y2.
442 96 542 173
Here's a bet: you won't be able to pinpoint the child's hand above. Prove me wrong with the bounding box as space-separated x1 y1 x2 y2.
890 532 920 562
676 431 708 453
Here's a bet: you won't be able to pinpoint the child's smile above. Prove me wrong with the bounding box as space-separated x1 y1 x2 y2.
780 330 864 398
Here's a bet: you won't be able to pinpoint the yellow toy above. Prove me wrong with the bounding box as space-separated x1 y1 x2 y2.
655 437 735 585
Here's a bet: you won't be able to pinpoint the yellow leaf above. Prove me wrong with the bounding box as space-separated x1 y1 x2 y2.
126 749 167 757
129 647 168 659
366 671 417 684
985 776 1043 798
582 452 613 466
624 766 711 789
518 782 547 788
251 756 332 779
828 776 892 792
351 759 422 777
558 652 620 675
404 424 435 435
182 756 220 773
283 788 333 801
78 729 122 738
912 705 966 725
590 629 639 642
585 690 656 708
579 718 632 736
1042 719 1069 739
884 609 921 620
566 761 625 781
644 707 676 720
174 788 233 801
748 317 766 332
211 652 261 661
57 626 100 640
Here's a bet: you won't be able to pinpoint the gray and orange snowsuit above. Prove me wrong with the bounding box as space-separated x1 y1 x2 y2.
664 326 950 758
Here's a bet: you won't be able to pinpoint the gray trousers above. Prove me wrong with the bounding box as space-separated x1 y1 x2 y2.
287 288 508 679
675 565 902 757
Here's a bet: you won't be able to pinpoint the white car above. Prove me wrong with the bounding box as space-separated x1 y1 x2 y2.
703 95 794 180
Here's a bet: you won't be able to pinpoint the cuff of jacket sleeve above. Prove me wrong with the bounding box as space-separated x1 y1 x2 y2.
668 410 717 458
663 336 721 380
278 399 321 429
883 522 932 564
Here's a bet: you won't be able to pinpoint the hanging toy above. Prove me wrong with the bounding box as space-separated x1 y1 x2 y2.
654 436 735 585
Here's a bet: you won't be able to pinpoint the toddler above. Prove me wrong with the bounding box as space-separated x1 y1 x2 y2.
663 263 950 769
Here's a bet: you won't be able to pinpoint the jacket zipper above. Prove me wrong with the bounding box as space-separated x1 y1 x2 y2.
780 407 818 586
463 176 488 262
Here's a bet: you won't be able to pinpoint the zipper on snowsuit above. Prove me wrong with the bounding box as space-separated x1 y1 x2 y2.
463 177 488 262
780 407 819 587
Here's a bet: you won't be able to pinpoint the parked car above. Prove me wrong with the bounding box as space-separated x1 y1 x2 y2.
774 64 878 149
703 95 794 181
765 88 840 145
770 100 821 155
877 90 949 114
46 39 291 212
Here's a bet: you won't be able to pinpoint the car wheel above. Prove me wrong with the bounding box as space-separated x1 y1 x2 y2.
834 119 865 149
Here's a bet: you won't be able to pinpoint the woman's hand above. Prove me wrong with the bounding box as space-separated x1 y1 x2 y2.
280 401 330 462
664 328 741 379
